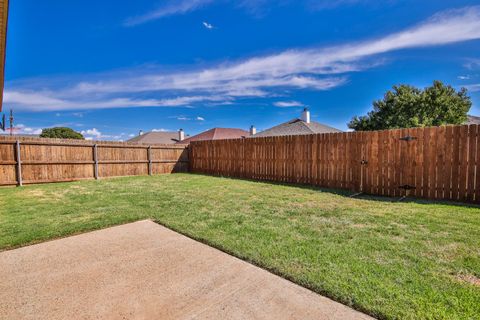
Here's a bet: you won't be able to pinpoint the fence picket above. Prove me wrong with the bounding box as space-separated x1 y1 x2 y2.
0 136 188 185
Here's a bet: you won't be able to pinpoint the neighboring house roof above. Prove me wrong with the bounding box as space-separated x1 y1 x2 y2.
0 0 9 112
0 134 39 138
253 118 342 138
178 128 250 144
127 131 180 144
466 115 480 125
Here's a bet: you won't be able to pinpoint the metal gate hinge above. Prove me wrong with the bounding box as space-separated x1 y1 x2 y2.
399 135 417 141
399 185 416 190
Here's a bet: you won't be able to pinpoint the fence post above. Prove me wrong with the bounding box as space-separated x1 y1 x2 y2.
15 140 23 186
93 144 99 179
147 146 152 176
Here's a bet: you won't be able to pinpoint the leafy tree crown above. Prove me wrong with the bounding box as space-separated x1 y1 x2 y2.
39 127 85 140
348 81 471 131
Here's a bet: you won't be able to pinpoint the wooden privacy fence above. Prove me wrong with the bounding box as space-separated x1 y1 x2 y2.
190 124 480 203
0 136 188 186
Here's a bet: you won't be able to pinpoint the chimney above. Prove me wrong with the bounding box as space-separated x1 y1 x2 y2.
178 128 185 141
301 108 310 124
249 125 256 136
139 130 144 136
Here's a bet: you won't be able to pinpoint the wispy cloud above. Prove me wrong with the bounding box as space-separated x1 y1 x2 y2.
203 21 214 29
124 0 382 26
4 91 228 111
458 75 471 80
464 58 480 70
306 0 380 11
196 116 205 121
466 84 480 92
273 101 305 107
124 0 214 26
6 6 480 112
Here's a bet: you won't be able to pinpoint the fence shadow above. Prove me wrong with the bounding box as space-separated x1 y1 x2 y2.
188 173 480 209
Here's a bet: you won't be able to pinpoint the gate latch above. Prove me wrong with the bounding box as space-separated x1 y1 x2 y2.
360 160 368 165
399 135 417 141
399 185 416 190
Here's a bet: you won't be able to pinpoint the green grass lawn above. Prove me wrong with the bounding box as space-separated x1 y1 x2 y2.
1 174 479 319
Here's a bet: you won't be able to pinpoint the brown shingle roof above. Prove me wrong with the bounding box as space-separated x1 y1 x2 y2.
127 131 180 145
178 128 250 144
0 0 9 112
252 119 342 138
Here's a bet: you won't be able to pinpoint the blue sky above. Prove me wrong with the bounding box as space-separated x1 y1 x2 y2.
3 0 480 140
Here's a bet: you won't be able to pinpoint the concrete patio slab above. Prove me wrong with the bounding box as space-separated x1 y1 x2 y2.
0 220 373 320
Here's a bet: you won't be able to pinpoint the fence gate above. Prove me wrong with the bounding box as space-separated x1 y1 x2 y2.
355 128 420 198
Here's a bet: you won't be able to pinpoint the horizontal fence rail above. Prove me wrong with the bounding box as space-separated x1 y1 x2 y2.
0 136 189 186
189 124 480 203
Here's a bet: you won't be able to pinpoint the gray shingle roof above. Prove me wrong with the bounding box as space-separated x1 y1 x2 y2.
127 131 180 144
253 119 342 138
178 128 250 144
466 115 480 125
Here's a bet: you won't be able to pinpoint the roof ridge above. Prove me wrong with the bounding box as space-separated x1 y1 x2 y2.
145 131 177 135
300 121 316 133
211 128 218 139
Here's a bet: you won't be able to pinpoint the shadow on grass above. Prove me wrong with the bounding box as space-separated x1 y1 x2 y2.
187 172 480 209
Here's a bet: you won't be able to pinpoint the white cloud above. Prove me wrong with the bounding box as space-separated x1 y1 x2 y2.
273 101 305 107
152 128 169 132
81 128 102 139
174 116 190 121
458 75 471 80
203 21 214 29
14 124 43 135
196 116 205 121
124 0 214 26
79 128 128 140
6 6 480 112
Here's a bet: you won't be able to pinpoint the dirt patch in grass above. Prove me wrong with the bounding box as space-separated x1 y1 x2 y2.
22 189 47 198
456 274 480 287
20 184 92 203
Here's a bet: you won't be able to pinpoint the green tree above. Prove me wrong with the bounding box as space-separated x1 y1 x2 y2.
348 81 472 131
40 127 85 140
